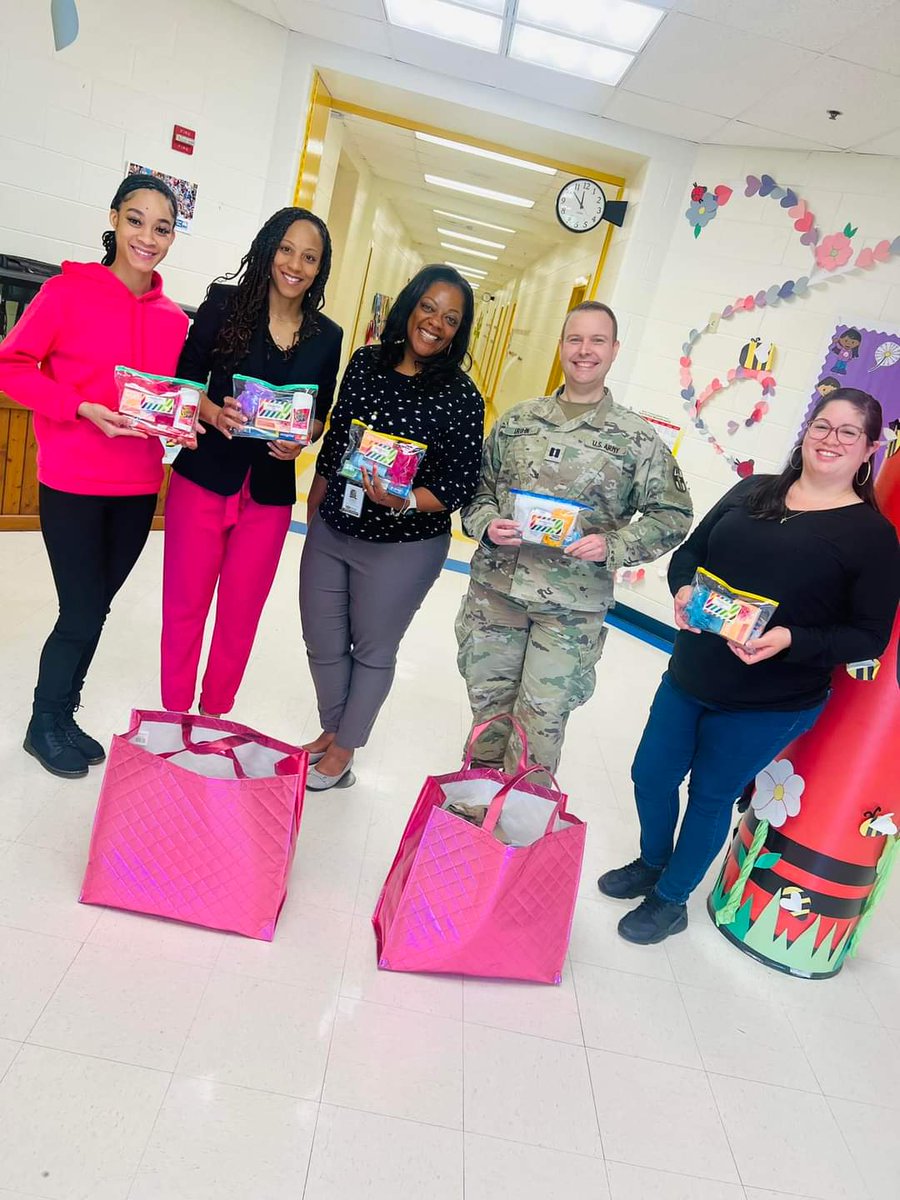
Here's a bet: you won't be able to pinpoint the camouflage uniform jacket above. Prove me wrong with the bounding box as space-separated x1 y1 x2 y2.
462 389 693 612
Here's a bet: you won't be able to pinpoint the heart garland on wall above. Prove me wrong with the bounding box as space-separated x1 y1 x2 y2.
681 173 900 476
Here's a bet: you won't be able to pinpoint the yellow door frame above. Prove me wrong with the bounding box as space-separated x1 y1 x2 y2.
292 70 628 409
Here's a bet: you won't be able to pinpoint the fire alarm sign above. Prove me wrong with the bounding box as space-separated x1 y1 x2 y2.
172 126 195 155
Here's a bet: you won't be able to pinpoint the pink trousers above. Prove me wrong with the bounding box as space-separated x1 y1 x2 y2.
161 472 292 715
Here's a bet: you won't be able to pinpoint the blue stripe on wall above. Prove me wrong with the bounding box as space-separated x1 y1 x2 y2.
288 520 672 652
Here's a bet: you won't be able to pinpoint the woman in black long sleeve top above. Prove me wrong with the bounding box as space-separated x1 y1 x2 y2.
161 208 341 717
598 388 900 945
300 265 484 790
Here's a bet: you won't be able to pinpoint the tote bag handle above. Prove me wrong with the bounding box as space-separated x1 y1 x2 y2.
482 762 564 838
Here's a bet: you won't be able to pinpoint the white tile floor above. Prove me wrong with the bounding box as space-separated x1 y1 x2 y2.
1 519 898 1199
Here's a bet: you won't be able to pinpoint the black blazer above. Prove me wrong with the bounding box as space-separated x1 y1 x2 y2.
172 283 342 505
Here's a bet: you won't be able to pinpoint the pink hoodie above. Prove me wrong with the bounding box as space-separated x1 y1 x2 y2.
0 261 189 495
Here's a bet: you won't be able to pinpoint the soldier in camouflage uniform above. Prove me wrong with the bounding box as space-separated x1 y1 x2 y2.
457 302 693 774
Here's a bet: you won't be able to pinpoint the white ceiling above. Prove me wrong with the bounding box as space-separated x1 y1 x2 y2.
232 0 900 153
332 110 607 289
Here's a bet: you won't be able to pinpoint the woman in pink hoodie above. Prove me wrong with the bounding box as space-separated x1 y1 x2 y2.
0 174 188 779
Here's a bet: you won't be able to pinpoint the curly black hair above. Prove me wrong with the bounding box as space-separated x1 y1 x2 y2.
374 264 475 384
211 207 332 368
101 174 179 266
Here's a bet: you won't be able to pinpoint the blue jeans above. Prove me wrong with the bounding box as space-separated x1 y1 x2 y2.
632 673 825 905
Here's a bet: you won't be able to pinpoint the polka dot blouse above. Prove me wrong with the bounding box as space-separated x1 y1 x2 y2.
316 345 485 543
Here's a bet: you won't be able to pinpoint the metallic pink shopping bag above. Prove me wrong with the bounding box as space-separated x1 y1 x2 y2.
373 717 586 984
80 710 307 940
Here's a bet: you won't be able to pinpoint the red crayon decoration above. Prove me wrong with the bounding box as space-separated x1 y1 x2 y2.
709 450 900 976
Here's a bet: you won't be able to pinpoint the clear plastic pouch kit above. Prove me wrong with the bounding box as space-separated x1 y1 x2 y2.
114 367 201 448
338 419 427 499
231 375 317 444
683 567 778 646
510 489 590 549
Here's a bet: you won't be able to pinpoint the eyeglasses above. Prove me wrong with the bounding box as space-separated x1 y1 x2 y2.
805 419 865 446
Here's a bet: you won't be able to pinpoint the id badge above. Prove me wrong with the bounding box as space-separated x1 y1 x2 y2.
341 481 364 517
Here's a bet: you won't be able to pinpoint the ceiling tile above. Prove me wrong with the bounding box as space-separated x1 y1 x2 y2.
672 0 896 55
737 55 900 150
830 3 900 75
274 0 392 51
603 90 728 140
854 127 900 156
620 14 818 118
709 119 834 150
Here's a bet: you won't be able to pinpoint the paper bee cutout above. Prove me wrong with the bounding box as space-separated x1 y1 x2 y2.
859 808 898 838
739 338 776 372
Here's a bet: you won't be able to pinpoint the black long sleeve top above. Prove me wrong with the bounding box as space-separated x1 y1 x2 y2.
667 476 900 710
172 283 342 506
315 345 485 543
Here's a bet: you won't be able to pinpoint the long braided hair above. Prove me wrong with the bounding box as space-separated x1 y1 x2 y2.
101 175 179 266
211 207 332 368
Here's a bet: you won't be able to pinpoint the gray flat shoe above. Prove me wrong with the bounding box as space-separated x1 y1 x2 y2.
306 759 355 791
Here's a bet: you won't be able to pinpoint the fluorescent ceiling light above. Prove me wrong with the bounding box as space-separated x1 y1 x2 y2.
437 226 505 249
384 0 502 52
445 261 488 277
434 208 516 234
516 0 664 54
440 241 499 261
509 24 634 85
416 131 556 176
426 174 535 208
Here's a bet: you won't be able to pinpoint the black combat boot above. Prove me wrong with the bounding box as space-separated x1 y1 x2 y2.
59 694 106 765
24 709 89 779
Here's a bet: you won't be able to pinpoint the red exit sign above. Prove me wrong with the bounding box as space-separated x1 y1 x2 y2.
172 125 195 155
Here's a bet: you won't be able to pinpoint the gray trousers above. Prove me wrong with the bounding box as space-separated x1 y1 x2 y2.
299 517 450 749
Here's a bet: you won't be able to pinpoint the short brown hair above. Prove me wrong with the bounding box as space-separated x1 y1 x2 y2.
561 300 618 343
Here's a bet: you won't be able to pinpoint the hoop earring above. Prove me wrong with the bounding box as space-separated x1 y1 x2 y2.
789 446 802 470
856 460 872 486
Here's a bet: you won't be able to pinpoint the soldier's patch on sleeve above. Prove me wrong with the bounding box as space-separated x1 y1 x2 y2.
672 463 687 493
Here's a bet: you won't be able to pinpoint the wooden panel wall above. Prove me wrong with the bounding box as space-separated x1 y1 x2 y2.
0 392 169 530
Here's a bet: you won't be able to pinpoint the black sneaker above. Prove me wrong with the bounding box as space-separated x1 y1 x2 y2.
60 704 105 765
24 712 89 779
617 892 688 945
597 857 663 900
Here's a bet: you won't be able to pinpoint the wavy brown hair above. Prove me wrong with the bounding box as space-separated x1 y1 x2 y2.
211 207 332 368
747 387 883 518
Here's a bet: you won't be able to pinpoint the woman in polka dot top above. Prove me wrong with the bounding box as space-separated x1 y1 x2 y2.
300 265 484 790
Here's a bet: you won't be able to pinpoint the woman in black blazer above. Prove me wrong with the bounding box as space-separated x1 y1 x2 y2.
161 207 342 717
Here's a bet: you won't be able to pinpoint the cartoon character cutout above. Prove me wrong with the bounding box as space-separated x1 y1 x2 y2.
815 375 841 399
829 328 862 375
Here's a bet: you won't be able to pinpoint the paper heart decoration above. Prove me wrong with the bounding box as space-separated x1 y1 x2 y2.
722 305 734 318
714 185 733 206
679 356 691 367
856 247 876 269
780 189 798 209
766 284 781 305
800 227 819 246
755 290 767 307
727 421 739 435
778 280 795 299
874 239 891 262
745 175 761 197
759 175 776 196
794 211 813 233
789 199 808 220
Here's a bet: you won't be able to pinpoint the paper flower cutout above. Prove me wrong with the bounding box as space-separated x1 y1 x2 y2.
686 191 719 238
751 758 805 828
816 229 855 271
870 341 900 371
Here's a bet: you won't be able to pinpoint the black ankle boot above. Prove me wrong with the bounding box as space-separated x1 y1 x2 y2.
60 696 106 765
24 711 89 779
598 856 664 900
617 891 688 945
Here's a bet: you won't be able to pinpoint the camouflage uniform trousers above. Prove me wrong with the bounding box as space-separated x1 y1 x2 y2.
456 578 608 775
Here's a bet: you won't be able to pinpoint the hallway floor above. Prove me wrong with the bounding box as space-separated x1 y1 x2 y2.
0 524 897 1200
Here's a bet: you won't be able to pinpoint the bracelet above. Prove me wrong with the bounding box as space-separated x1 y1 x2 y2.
390 497 411 517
